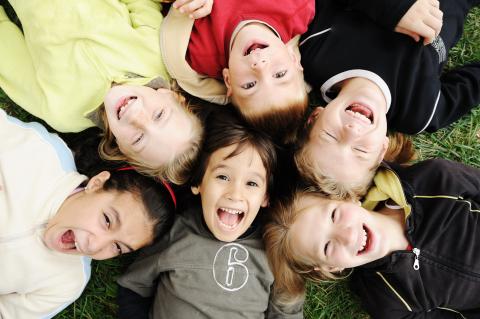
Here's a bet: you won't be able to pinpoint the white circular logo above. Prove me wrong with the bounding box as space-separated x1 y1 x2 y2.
212 243 249 292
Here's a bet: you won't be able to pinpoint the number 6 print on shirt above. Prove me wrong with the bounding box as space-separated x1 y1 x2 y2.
212 243 250 292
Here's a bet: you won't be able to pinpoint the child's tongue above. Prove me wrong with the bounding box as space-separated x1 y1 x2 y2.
61 230 75 248
217 208 241 227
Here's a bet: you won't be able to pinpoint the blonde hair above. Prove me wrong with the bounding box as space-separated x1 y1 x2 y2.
294 115 416 200
264 191 349 306
233 89 308 144
98 90 203 185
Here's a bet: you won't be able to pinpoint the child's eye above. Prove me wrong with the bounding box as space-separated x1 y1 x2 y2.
132 133 144 145
324 241 330 257
354 148 367 154
241 81 256 90
273 70 287 78
246 181 259 187
216 175 229 181
104 213 111 228
331 208 336 222
154 110 164 121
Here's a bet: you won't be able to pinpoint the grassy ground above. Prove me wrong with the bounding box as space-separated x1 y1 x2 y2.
0 6 479 319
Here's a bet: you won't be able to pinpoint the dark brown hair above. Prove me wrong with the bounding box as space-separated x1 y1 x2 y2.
190 108 277 194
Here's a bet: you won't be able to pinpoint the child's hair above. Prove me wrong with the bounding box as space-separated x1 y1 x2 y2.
233 91 308 144
190 108 277 193
264 190 346 306
97 88 203 185
294 114 416 200
101 169 175 241
62 129 175 241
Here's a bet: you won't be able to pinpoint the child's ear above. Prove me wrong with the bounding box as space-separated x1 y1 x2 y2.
307 107 323 125
222 68 233 97
377 136 390 164
261 195 269 208
191 185 200 195
85 171 111 193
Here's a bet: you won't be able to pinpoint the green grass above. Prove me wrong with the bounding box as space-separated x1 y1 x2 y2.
0 6 479 319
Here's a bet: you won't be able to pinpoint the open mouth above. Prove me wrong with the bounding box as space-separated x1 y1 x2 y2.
346 103 374 124
217 207 245 230
117 96 137 120
244 42 269 56
357 225 372 255
60 230 78 252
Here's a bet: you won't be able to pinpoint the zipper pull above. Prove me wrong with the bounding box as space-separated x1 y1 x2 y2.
412 248 420 270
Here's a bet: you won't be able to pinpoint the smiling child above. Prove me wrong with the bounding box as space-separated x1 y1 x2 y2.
265 158 480 318
295 0 480 198
118 109 304 318
0 109 175 319
160 0 314 142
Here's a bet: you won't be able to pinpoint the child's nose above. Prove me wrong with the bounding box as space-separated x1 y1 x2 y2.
336 225 356 246
226 183 244 202
343 123 362 139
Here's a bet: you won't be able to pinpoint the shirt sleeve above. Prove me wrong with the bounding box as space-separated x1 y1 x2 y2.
266 293 304 319
0 272 87 319
399 159 480 205
336 0 416 30
118 0 163 30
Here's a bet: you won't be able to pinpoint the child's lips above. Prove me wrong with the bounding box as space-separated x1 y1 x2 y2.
243 40 269 56
357 225 372 255
345 103 374 125
216 207 245 231
116 96 137 120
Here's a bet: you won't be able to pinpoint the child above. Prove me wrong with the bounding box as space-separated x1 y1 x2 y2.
117 109 303 318
265 158 480 318
0 109 175 319
295 0 480 198
160 0 315 142
0 0 205 184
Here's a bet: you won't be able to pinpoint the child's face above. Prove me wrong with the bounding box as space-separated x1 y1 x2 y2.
305 78 389 189
192 144 269 242
104 85 194 167
43 172 154 260
290 195 389 271
223 23 304 115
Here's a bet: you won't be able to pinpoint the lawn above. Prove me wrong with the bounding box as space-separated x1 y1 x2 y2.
0 5 479 319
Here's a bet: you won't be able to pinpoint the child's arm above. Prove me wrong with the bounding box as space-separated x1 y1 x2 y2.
117 285 152 319
171 0 213 19
351 270 464 318
394 0 443 45
338 0 442 44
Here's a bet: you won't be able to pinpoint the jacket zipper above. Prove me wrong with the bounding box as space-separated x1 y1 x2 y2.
412 248 420 270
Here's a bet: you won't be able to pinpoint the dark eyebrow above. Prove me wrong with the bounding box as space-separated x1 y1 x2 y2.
112 208 134 253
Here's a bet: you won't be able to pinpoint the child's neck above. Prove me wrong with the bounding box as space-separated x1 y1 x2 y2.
375 206 410 253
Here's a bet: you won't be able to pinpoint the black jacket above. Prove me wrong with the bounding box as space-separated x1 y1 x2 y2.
352 159 480 318
300 0 480 134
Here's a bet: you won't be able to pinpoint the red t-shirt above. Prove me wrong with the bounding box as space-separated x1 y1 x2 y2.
187 0 315 78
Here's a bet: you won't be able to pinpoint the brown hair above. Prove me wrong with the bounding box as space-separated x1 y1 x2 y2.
233 91 308 144
264 191 348 306
98 90 203 185
190 108 277 194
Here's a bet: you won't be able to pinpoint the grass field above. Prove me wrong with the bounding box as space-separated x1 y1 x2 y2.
0 5 479 319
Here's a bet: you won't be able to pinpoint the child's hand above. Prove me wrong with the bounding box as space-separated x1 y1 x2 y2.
172 0 213 19
394 0 443 45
